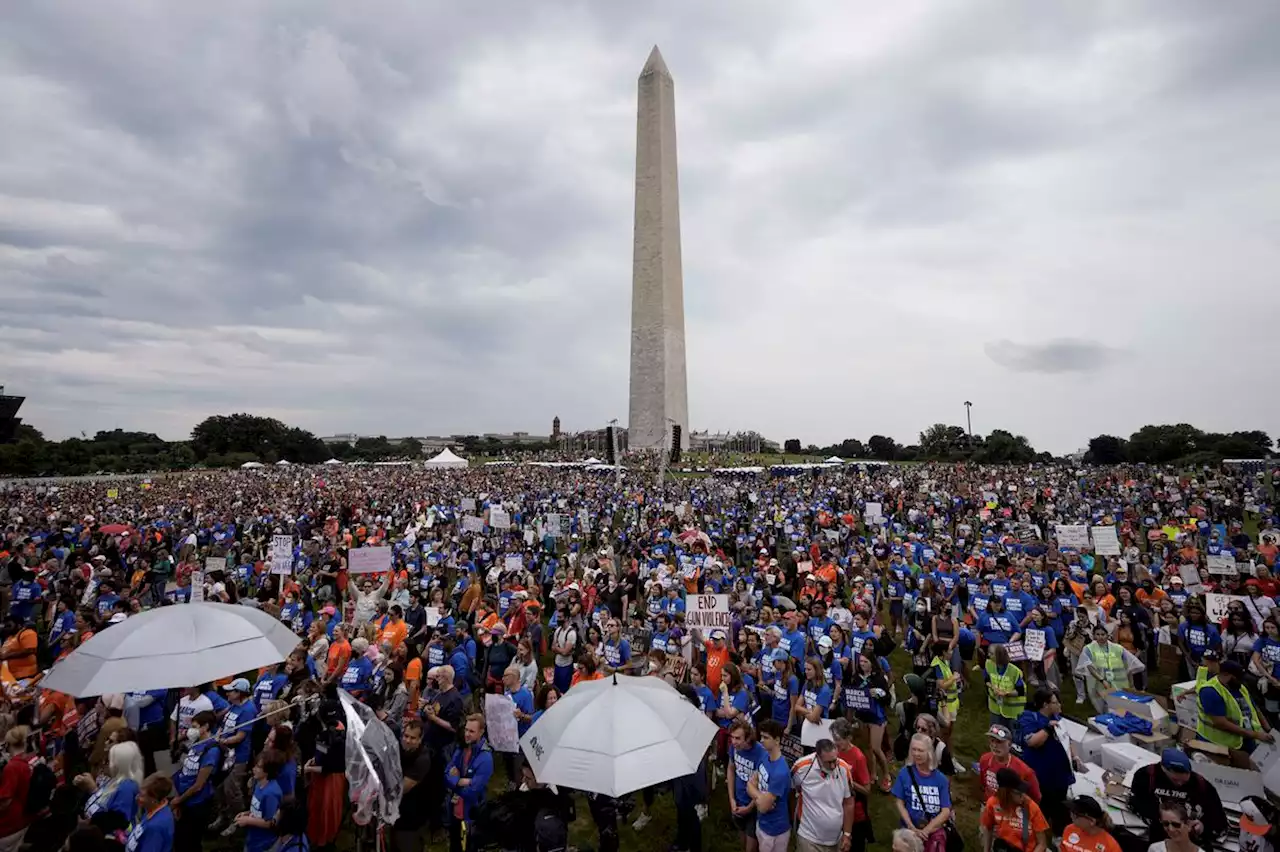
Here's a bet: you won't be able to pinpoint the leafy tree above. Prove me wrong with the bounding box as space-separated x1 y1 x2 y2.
919 424 968 458
190 414 327 464
973 429 1036 463
867 435 899 460
1126 423 1203 464
399 437 424 457
1084 434 1128 465
784 439 802 455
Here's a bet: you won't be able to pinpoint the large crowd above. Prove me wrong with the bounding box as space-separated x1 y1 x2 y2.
0 459 1277 852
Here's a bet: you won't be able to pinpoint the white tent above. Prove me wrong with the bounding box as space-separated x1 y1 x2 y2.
323 458 343 465
424 448 468 469
582 457 603 465
275 459 291 466
240 461 265 469
825 456 843 464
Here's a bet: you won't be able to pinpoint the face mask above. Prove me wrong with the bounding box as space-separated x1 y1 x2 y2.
518 783 530 792
187 727 201 744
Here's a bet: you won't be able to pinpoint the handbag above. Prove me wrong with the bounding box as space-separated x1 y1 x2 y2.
907 766 964 852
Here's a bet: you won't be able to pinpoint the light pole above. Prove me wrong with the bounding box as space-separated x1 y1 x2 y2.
964 401 973 438
609 419 620 490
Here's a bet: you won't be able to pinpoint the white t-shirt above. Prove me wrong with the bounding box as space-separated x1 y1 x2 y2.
791 753 854 846
553 626 578 667
1149 843 1202 852
170 693 214 735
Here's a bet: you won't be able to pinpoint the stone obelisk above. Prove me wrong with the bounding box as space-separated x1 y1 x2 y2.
628 45 689 451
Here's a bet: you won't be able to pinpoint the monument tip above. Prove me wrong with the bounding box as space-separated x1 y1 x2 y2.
642 45 670 77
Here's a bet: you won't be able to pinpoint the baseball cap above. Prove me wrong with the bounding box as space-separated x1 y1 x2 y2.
223 677 252 693
996 767 1027 792
771 649 790 664
1161 748 1192 773
710 629 726 640
1070 796 1104 821
987 724 1012 742
1241 797 1272 836
817 636 833 650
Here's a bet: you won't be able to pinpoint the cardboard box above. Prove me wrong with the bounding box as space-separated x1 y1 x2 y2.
1101 741 1161 775
1195 760 1265 804
1174 692 1199 730
1072 732 1111 764
1106 691 1174 735
1131 731 1175 754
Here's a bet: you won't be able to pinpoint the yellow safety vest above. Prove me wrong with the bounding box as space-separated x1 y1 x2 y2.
931 656 960 713
1086 642 1128 690
985 660 1025 718
1196 676 1262 750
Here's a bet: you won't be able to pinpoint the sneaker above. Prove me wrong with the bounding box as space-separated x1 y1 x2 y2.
695 804 708 821
220 822 238 838
633 813 652 831
207 818 227 834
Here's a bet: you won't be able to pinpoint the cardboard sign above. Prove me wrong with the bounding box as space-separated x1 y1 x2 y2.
685 594 731 631
1207 554 1238 576
425 606 441 627
1091 525 1121 556
204 557 223 574
462 516 484 534
780 733 805 763
1056 524 1091 550
1023 628 1046 662
504 555 523 574
546 514 563 538
489 508 511 530
1004 641 1027 662
461 497 476 512
484 693 519 753
270 535 294 575
189 571 204 603
800 718 835 747
1206 593 1248 622
348 546 392 575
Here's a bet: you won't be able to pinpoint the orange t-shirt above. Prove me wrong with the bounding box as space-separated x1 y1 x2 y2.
4 628 38 679
980 796 1049 852
1060 824 1122 852
327 640 352 677
378 620 408 650
705 643 729 692
405 658 423 712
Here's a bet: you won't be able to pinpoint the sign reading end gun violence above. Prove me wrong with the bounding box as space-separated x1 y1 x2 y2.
686 594 731 632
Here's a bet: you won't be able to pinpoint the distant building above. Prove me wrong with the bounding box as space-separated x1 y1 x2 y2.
558 426 628 455
0 387 24 444
552 416 561 442
319 433 361 446
689 430 776 453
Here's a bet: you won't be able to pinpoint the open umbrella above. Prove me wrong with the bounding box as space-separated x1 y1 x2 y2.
41 603 302 697
519 674 716 797
98 524 132 535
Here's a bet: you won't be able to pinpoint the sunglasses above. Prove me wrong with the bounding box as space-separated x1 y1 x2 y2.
1161 821 1184 829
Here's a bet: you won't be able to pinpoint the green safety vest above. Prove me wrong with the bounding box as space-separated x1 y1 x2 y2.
985 660 1026 719
931 656 960 712
1086 641 1128 691
1196 676 1262 750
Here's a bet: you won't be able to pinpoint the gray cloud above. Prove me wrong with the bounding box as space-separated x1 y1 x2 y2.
984 339 1122 374
1 0 1278 453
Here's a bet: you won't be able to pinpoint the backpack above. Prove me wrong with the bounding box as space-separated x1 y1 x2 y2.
2 757 59 816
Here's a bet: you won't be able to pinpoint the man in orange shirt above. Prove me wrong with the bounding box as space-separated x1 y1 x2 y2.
0 618 38 681
704 629 730 693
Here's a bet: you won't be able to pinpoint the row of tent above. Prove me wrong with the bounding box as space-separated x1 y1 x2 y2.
239 448 469 470
237 453 893 473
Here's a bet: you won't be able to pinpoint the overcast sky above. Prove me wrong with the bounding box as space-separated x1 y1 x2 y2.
3 1 1278 453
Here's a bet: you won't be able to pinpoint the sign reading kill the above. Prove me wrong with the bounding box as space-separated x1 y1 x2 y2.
685 594 731 632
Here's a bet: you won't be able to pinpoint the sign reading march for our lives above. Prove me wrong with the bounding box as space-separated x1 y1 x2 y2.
1090 525 1121 556
489 508 511 530
1055 524 1090 550
348 546 392 575
1206 593 1248 623
270 535 294 575
685 594 731 631
1207 554 1238 576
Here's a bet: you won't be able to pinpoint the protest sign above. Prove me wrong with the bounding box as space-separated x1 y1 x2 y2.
546 513 562 537
1004 642 1027 662
484 693 519 753
523 530 535 545
107 488 118 499
489 508 511 530
1055 524 1090 550
270 535 294 575
462 516 484 533
1090 525 1121 556
1023 629 1046 662
1207 554 1238 576
348 546 391 575
189 571 204 603
204 557 223 574
578 509 591 532
1179 564 1204 593
1206 593 1247 622
425 606 441 627
780 733 805 763
800 719 835 747
461 497 476 512
685 594 731 632
504 555 523 573
823 529 840 541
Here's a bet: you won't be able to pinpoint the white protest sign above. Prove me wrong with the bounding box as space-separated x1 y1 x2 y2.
204 557 223 574
484 693 520 753
270 535 294 575
348 546 392 575
461 498 476 512
462 516 485 534
1023 628 1046 662
489 508 511 530
1055 524 1091 550
189 571 204 603
425 606 441 627
823 529 840 541
1179 564 1204 593
578 509 590 532
685 594 731 631
523 530 535 546
504 555 523 573
864 502 883 524
546 514 562 538
1090 526 1121 556
1206 593 1247 623
800 718 835 747
1207 554 1238 576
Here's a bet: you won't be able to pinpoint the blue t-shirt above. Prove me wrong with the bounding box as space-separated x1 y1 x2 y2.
722 688 751 729
978 613 1014 645
802 683 832 718
731 741 767 807
174 740 220 804
220 699 259 765
782 630 807 661
1200 681 1258 731
341 657 374 694
1179 623 1221 662
603 639 631 669
8 580 42 622
891 766 951 828
245 779 283 852
1256 636 1280 678
770 674 798 725
85 778 139 820
125 803 175 852
1014 710 1074 791
756 753 792 836
278 758 298 799
509 687 534 736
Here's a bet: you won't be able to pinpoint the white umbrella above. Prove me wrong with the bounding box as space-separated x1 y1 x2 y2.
519 674 717 797
41 603 302 697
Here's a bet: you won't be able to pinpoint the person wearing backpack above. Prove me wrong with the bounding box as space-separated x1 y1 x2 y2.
979 768 1049 852
0 725 33 852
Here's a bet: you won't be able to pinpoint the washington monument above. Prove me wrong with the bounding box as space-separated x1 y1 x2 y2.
628 45 689 451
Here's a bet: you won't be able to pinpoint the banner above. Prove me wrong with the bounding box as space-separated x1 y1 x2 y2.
348 546 392 575
1090 525 1121 556
489 508 511 530
1206 593 1247 622
1055 524 1090 550
685 594 731 631
1207 554 1238 576
270 535 294 575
